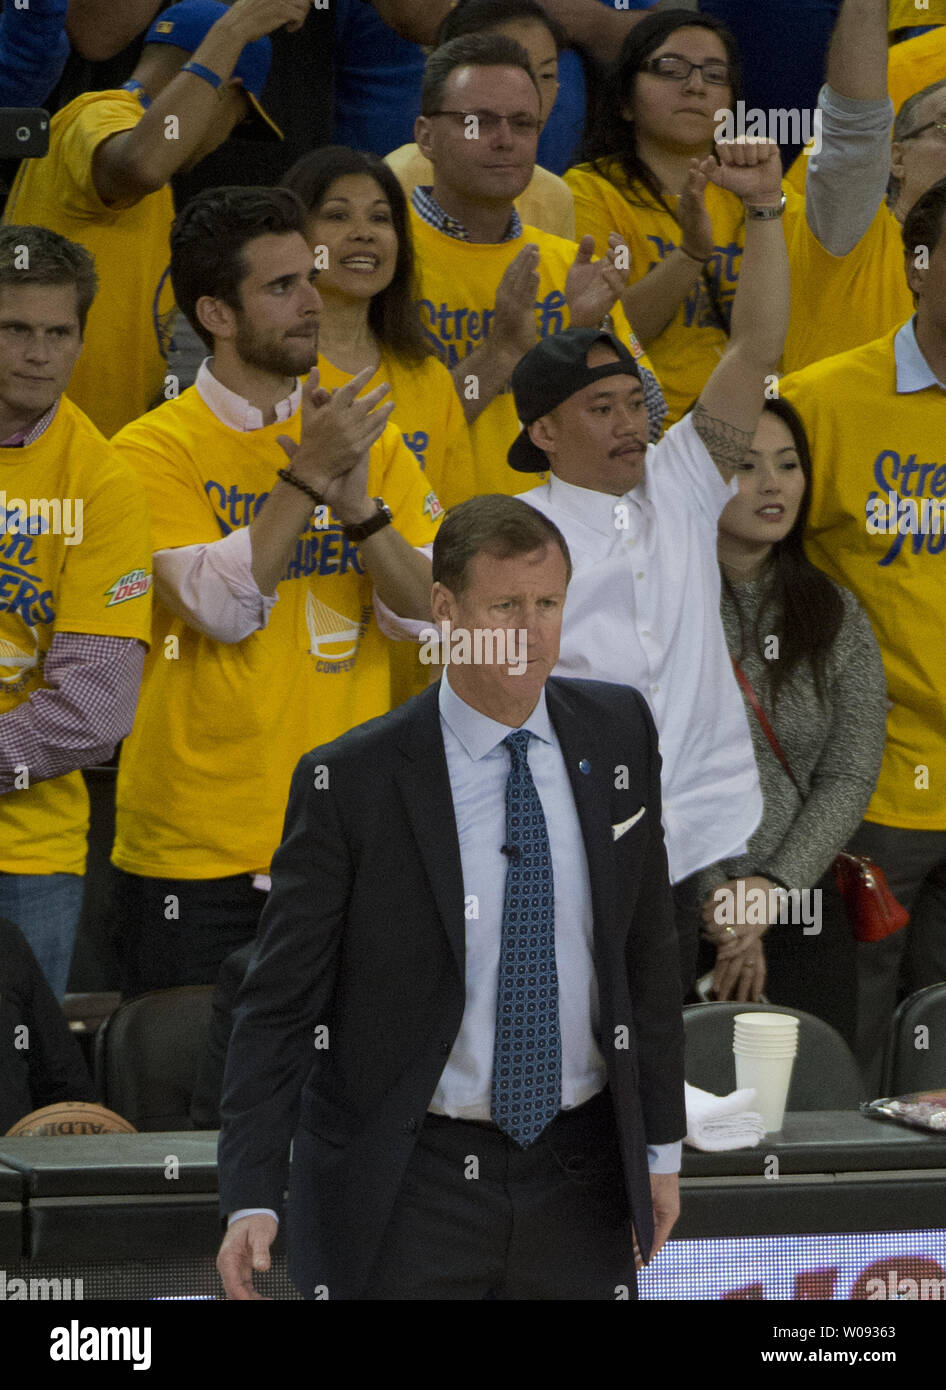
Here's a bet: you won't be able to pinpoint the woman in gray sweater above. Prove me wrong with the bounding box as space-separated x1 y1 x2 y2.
694 398 888 1043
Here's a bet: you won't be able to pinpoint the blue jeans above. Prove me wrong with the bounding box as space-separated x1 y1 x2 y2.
0 872 85 1000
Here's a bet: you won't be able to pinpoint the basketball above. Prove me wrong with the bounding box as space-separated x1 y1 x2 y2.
4 1102 138 1137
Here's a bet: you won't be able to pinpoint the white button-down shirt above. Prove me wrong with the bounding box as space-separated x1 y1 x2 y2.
519 415 762 883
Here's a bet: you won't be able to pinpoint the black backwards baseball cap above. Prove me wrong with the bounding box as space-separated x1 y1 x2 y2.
144 1 283 141
507 328 642 473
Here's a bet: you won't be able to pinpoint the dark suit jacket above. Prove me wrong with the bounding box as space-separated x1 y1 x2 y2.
217 677 686 1300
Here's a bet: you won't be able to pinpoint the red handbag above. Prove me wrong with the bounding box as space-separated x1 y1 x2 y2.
731 660 909 944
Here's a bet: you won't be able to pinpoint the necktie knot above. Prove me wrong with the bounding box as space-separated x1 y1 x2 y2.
503 728 532 768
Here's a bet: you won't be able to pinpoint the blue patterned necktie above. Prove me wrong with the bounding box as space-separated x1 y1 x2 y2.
491 729 562 1147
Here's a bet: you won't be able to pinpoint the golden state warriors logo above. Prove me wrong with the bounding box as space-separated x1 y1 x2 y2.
0 625 40 695
306 593 360 661
305 595 373 673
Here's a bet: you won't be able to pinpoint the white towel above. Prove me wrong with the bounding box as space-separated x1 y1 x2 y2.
684 1081 766 1151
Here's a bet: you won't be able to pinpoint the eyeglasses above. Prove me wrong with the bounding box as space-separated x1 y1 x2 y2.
640 55 731 86
900 120 946 143
428 110 541 136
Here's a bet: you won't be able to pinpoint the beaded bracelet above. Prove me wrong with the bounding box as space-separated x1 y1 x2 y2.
276 467 324 506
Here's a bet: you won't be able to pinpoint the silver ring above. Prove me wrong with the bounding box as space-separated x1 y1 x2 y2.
724 926 737 938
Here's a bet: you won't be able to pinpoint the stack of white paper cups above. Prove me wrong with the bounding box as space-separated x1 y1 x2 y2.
733 1012 800 1133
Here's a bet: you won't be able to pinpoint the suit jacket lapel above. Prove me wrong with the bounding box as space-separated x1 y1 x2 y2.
545 680 620 948
393 683 467 978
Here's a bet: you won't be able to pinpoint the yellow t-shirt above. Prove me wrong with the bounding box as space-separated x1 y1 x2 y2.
410 210 652 507
889 24 946 114
0 398 152 874
784 148 809 198
314 349 464 704
110 388 442 879
889 1 946 29
386 145 577 241
313 349 470 511
4 89 175 440
565 161 805 423
780 326 946 828
781 202 915 375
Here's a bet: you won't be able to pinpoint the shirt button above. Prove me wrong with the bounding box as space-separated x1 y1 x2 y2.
636 571 645 580
651 684 659 694
642 630 651 639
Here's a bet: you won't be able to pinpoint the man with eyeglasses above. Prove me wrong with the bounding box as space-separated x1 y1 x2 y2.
782 0 946 372
408 32 666 511
780 177 946 1092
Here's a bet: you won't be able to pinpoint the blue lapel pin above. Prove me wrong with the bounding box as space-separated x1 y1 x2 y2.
579 759 591 775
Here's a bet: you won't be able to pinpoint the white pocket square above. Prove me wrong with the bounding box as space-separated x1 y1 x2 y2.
612 807 646 840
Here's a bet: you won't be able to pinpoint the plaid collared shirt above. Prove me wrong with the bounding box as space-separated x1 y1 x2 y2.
0 395 144 790
411 185 523 243
0 399 60 448
410 189 668 441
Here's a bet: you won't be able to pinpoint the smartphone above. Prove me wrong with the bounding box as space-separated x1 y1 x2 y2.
0 109 50 161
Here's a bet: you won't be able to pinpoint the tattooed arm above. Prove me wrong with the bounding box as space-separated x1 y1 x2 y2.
691 139 791 482
691 404 754 482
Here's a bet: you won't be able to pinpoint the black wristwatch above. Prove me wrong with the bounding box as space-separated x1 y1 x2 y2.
342 497 393 543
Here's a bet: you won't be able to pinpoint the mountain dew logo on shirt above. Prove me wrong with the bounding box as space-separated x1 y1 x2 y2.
865 448 946 566
417 290 568 367
105 568 151 606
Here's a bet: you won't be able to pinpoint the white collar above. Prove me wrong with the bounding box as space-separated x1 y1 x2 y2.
893 316 946 394
545 466 652 538
438 668 553 761
195 358 302 431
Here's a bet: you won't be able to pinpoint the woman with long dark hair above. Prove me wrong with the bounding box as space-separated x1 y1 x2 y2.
281 145 471 501
692 397 887 1043
281 147 470 701
565 9 801 424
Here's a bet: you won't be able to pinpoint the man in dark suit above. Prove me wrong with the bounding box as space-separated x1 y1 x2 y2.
216 492 686 1300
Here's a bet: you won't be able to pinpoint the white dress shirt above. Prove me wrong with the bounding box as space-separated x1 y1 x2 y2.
519 415 762 884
